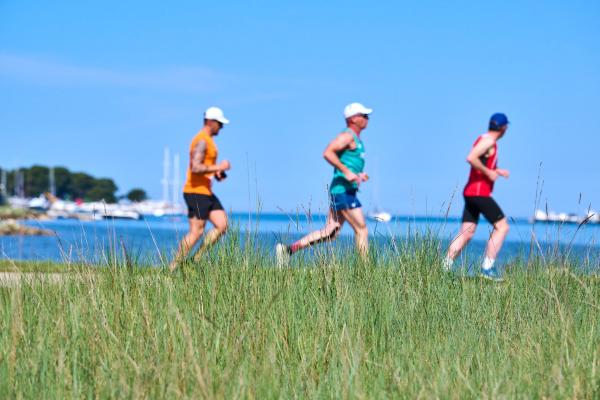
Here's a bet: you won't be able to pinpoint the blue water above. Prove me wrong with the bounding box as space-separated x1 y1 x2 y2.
1 213 599 267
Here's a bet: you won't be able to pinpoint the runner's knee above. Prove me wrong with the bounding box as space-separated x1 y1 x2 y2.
330 224 341 239
354 223 368 236
184 231 202 249
459 224 476 241
325 222 341 238
209 213 228 234
463 229 475 241
495 219 509 234
214 221 227 234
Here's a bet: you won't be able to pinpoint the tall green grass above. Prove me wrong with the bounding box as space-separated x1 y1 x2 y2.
1 233 599 398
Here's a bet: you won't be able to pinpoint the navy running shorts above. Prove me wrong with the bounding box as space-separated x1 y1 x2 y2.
330 190 362 211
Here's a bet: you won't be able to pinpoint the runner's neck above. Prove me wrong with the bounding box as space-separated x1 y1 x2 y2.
485 131 502 141
347 125 362 136
201 127 215 137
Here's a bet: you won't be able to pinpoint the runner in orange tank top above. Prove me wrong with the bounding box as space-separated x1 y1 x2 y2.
169 107 231 272
183 129 219 195
444 113 511 281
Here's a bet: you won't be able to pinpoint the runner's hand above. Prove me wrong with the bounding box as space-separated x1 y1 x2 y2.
219 160 231 171
496 168 510 179
344 171 360 183
487 169 499 182
358 173 369 183
215 171 227 181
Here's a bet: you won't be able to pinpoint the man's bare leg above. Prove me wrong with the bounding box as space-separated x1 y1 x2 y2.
169 218 206 271
193 210 228 261
482 217 509 267
473 218 510 281
447 222 477 260
275 209 343 267
291 209 344 252
444 222 477 270
339 207 368 260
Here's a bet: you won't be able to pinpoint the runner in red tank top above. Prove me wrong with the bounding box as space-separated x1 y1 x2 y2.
444 113 511 281
463 136 497 197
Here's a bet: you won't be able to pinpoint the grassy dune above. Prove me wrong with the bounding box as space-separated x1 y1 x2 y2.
1 235 599 398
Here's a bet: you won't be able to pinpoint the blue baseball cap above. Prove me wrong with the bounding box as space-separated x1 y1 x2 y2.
489 113 509 129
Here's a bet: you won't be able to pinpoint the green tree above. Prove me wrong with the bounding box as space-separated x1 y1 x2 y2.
54 167 72 199
25 165 49 197
5 170 15 196
3 166 120 202
70 172 95 199
126 188 147 202
6 169 24 197
87 178 118 203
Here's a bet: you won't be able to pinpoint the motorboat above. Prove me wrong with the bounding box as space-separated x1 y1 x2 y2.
368 210 392 223
532 209 599 224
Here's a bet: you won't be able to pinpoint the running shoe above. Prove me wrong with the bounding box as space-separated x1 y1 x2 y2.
441 257 453 272
275 243 291 268
480 266 504 282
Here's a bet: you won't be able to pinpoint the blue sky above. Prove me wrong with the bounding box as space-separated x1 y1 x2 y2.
1 0 599 217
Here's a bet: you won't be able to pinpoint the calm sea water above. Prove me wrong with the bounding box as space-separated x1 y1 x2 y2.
1 213 599 267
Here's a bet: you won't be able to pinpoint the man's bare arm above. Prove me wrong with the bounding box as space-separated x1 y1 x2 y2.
323 132 364 183
191 140 230 175
323 132 354 174
191 140 209 173
466 137 496 179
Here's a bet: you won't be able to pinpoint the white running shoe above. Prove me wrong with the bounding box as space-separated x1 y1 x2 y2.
275 243 291 268
442 256 454 272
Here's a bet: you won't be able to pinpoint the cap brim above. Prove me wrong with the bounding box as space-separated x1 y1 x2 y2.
346 108 373 118
216 117 229 125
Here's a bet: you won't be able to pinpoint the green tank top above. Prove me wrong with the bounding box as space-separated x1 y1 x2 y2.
330 128 365 194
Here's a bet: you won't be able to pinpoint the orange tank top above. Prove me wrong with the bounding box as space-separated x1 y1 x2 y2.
183 130 218 195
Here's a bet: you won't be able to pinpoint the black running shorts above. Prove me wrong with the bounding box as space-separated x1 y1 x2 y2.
183 193 224 220
462 196 505 224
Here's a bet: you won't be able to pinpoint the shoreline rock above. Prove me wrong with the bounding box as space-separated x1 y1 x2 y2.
0 219 54 236
0 207 47 221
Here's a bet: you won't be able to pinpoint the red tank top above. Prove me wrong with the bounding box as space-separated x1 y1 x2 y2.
463 135 497 197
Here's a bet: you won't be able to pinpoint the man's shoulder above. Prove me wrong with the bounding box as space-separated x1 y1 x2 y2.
477 133 496 145
337 130 355 140
191 130 211 144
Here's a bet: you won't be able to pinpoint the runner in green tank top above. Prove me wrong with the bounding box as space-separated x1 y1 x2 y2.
330 128 365 194
276 103 372 267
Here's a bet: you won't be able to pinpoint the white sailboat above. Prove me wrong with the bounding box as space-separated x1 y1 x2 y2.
368 210 392 223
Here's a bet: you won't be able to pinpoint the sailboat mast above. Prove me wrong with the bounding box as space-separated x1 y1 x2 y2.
49 167 56 196
162 147 170 203
0 168 6 198
172 153 180 207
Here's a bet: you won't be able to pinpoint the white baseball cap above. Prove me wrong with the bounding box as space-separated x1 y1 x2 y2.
343 102 373 119
204 106 230 125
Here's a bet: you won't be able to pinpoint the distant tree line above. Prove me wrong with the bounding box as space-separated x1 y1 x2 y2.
0 165 119 203
126 188 147 202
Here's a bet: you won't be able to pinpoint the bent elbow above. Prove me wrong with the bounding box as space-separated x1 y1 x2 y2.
191 165 206 174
